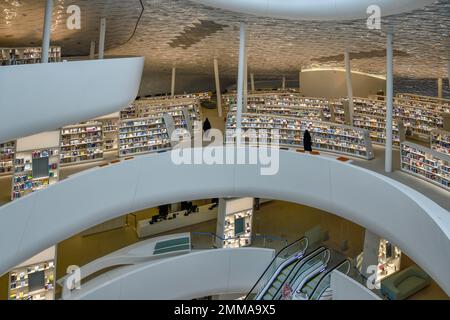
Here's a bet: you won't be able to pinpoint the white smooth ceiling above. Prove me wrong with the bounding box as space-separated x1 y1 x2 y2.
190 0 436 20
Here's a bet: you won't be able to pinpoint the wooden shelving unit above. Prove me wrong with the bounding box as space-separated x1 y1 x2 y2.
0 141 15 176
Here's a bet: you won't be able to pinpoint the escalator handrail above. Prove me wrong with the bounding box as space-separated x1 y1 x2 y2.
309 259 352 300
269 246 328 300
244 236 309 300
294 249 331 296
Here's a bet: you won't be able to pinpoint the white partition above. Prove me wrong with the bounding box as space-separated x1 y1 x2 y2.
65 248 275 300
0 57 144 143
0 148 449 295
331 270 381 300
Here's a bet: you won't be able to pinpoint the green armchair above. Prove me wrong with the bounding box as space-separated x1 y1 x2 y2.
381 265 431 300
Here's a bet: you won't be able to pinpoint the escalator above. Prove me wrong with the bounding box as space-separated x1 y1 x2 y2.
294 259 352 300
256 246 329 300
245 237 309 300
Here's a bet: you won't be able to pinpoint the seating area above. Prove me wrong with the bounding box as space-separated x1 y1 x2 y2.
381 265 431 300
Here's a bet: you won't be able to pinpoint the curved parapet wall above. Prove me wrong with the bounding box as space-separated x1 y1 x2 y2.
190 0 435 21
0 148 449 294
0 57 144 143
64 248 275 300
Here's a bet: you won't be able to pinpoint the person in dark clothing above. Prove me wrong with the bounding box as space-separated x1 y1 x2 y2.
303 129 313 152
203 117 212 137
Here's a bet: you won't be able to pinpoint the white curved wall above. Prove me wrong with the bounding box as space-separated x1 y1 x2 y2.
191 0 435 21
0 148 449 295
64 248 275 300
0 57 144 143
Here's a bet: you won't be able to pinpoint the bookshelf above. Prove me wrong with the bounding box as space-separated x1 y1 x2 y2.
400 142 450 191
1 46 61 65
377 239 401 281
100 118 119 151
396 93 450 111
118 116 171 157
216 198 254 249
12 147 60 200
353 113 401 146
8 247 56 301
134 98 201 124
0 141 15 176
60 122 104 166
120 105 138 119
226 113 374 160
430 129 450 155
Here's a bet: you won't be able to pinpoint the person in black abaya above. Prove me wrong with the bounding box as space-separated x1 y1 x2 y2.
203 117 212 137
303 129 313 152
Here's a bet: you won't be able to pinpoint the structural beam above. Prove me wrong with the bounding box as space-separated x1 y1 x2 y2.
41 0 53 64
98 18 106 59
344 49 354 125
213 58 222 117
250 73 255 92
438 78 443 99
89 41 96 60
385 32 394 173
243 45 248 112
236 22 246 134
171 67 176 98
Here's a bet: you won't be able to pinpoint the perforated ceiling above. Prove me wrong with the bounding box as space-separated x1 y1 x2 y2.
1 0 449 79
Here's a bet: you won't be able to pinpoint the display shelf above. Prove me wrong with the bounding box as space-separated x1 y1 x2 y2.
216 198 254 249
396 93 450 112
120 105 138 119
400 142 450 191
377 239 401 282
12 147 60 200
134 98 201 124
226 113 374 160
60 122 104 166
353 113 401 146
430 129 450 155
100 118 119 151
1 46 61 65
118 116 171 157
9 260 55 300
0 140 15 176
140 92 212 101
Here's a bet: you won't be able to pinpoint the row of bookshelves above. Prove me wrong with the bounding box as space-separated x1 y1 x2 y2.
1 47 61 66
431 129 450 155
226 113 374 160
400 142 450 191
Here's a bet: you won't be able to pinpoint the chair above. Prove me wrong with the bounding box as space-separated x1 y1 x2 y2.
381 265 431 300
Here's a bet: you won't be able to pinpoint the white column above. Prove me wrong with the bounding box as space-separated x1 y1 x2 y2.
243 45 248 112
438 78 443 99
171 66 176 98
385 32 394 173
361 230 381 278
282 76 286 90
213 58 222 117
98 18 106 59
89 41 96 60
448 60 450 95
250 73 255 92
344 49 354 125
236 22 246 134
41 0 53 64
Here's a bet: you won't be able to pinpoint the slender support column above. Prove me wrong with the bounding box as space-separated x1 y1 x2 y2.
213 58 222 117
250 73 255 92
385 32 394 173
243 45 248 112
98 18 106 59
344 49 354 125
89 41 96 60
171 67 176 98
41 0 53 64
448 60 450 96
438 78 443 99
361 230 381 278
299 68 302 93
236 22 246 135
282 76 286 90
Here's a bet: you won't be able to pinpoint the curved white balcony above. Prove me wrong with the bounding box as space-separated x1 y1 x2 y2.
0 147 449 295
0 56 144 143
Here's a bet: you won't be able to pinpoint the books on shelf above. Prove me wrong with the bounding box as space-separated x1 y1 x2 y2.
431 129 450 155
400 142 450 191
1 46 61 65
9 259 55 300
12 147 60 200
226 113 374 160
60 122 104 166
99 118 119 151
0 140 15 175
